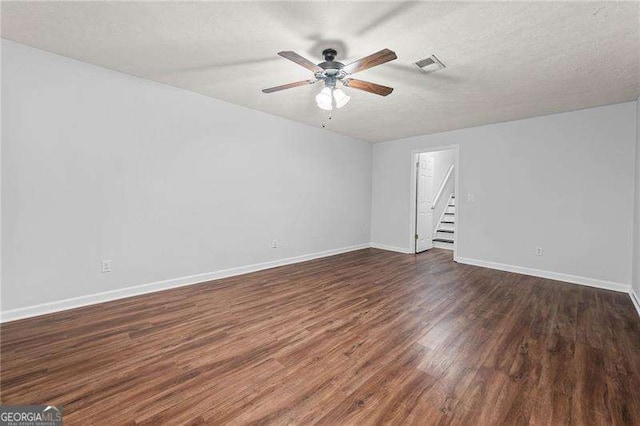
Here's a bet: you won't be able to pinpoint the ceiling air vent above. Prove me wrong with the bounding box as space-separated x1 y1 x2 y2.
414 55 446 73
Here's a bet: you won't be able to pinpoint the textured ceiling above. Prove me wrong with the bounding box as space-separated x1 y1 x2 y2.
2 1 639 143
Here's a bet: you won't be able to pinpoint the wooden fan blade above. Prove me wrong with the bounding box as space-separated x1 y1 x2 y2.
262 79 318 93
277 51 323 72
342 48 397 74
343 78 394 96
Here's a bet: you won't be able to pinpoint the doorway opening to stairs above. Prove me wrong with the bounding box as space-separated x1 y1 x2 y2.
411 146 459 256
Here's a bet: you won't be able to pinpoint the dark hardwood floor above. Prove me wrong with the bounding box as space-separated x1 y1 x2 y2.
1 248 639 425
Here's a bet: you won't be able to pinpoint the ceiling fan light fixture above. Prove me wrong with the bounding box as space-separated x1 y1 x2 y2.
333 88 350 109
315 87 333 111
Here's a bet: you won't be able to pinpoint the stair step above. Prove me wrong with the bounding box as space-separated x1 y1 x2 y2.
444 212 454 215
433 238 454 244
448 204 455 207
441 220 454 224
437 229 454 233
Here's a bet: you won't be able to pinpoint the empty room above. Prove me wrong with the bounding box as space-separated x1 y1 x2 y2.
1 1 639 424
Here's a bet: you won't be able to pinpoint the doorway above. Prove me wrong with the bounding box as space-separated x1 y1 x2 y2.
411 146 459 255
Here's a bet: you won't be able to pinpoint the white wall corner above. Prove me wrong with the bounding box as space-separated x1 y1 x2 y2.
0 243 371 323
456 256 630 293
631 285 640 319
633 95 640 310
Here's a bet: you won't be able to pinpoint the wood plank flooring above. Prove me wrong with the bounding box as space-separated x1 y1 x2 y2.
1 248 639 425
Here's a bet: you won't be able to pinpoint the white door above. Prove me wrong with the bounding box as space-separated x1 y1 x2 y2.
416 155 434 253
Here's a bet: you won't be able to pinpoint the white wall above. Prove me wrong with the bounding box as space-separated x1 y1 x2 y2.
2 39 638 319
372 102 637 288
1 40 372 314
633 97 640 297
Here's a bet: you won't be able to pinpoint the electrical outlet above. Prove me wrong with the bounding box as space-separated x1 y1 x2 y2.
535 247 543 256
467 193 475 202
271 239 278 249
101 260 112 273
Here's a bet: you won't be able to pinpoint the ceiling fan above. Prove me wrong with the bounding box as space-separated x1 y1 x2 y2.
262 48 397 111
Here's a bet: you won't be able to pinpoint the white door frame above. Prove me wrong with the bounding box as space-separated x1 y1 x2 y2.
409 145 460 259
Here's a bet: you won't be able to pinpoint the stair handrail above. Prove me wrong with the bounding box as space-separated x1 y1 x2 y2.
431 164 454 209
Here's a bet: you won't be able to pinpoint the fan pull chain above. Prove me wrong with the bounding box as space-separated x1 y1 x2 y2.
321 111 332 129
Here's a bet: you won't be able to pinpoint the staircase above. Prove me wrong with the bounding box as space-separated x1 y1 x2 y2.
433 194 455 250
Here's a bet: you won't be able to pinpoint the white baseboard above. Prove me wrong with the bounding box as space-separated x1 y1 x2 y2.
0 243 371 323
370 242 413 254
630 288 640 318
4 245 634 323
456 256 630 293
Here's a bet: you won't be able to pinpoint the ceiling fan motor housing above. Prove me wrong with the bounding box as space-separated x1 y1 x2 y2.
316 48 346 84
318 48 344 71
322 48 337 61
